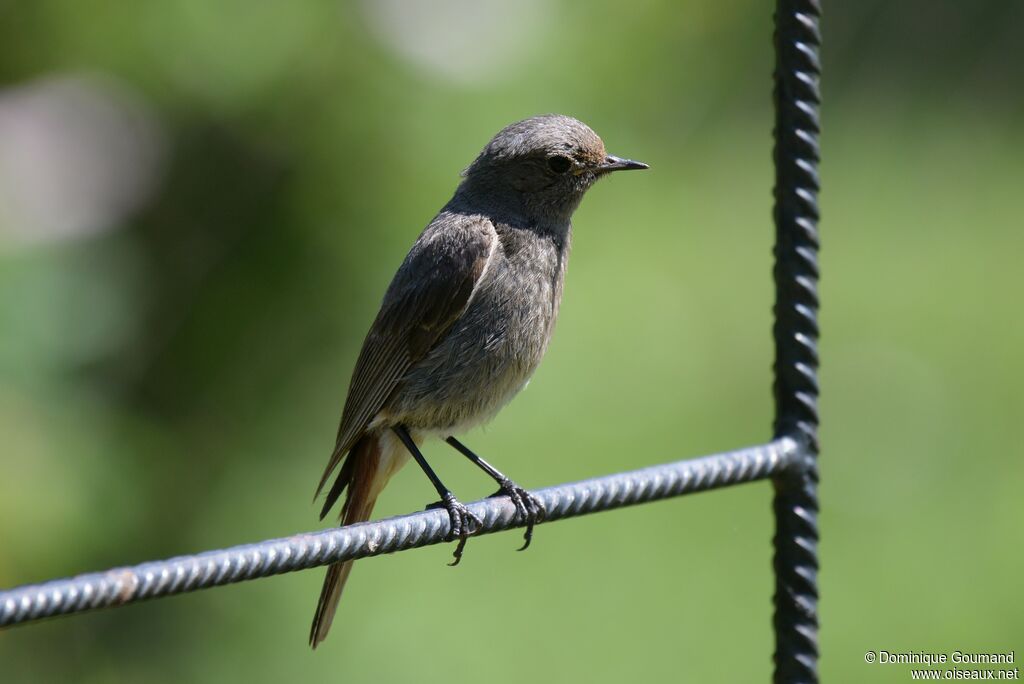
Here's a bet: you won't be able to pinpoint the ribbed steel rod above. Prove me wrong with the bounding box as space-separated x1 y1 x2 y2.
771 0 822 682
1 439 798 629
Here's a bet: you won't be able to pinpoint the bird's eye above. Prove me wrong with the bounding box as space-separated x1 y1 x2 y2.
547 155 572 174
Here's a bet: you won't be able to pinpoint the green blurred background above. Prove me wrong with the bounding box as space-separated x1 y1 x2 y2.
1 1 1021 682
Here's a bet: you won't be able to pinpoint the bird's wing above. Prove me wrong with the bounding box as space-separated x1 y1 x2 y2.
315 215 498 505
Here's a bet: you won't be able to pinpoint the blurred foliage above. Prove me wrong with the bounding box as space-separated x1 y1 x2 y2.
0 1 1021 682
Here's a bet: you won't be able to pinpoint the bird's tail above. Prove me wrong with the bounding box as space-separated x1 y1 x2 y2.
310 431 408 648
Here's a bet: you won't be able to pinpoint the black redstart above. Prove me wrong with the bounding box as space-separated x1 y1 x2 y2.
310 114 647 647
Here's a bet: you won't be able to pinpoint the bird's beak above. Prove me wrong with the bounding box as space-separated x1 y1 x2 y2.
596 154 649 173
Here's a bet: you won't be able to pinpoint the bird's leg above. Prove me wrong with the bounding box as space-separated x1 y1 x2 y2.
445 436 546 551
393 426 480 566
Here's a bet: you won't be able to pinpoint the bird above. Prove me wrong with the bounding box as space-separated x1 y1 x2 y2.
310 114 647 647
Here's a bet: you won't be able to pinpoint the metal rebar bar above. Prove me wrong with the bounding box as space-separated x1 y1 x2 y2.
771 0 822 682
1 438 798 629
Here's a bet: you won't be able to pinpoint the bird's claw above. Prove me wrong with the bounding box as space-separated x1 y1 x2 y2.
430 493 481 566
491 479 546 551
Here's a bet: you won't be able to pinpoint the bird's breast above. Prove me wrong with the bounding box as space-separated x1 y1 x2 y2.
471 226 568 369
385 228 569 433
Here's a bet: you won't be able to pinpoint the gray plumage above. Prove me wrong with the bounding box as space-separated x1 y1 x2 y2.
310 114 647 647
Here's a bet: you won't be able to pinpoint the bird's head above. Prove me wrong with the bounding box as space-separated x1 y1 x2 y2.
457 114 647 224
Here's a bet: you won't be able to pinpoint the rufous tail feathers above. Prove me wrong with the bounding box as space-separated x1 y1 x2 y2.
310 433 393 648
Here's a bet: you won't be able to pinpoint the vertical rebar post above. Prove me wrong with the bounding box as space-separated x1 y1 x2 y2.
771 0 822 682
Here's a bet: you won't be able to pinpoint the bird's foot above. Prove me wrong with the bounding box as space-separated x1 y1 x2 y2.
428 493 482 566
490 479 546 551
